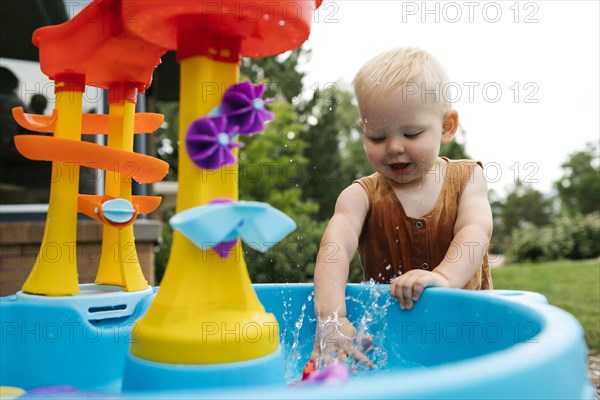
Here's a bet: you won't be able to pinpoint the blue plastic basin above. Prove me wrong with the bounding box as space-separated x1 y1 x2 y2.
0 283 594 399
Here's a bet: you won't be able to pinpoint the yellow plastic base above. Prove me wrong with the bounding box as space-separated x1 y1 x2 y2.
0 386 26 399
132 310 279 364
130 240 279 364
130 52 278 365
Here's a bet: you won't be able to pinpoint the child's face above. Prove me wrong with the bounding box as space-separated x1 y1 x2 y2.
359 88 456 187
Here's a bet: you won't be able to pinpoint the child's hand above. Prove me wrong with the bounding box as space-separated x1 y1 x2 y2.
390 270 449 310
310 316 374 369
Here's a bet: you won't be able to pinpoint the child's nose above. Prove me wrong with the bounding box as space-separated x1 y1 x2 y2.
387 137 405 154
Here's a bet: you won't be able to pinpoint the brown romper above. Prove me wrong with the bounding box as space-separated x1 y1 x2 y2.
354 158 493 290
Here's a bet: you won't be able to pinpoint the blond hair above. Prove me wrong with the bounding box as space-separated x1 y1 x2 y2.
353 48 451 113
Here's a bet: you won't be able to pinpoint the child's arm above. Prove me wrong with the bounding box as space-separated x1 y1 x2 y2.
312 183 372 366
391 165 493 309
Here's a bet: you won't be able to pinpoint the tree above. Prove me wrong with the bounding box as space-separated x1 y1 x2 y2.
336 88 372 189
299 87 344 220
299 83 375 221
238 101 327 282
555 143 600 215
241 48 309 103
492 180 553 248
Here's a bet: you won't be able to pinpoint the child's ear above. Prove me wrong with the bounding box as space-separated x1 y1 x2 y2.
441 110 458 144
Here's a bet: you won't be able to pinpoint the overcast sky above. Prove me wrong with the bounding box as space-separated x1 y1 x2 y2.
302 0 599 195
2 1 597 197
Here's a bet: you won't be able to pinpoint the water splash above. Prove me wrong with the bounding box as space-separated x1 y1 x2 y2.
282 288 314 383
347 279 394 373
312 309 355 371
281 282 400 384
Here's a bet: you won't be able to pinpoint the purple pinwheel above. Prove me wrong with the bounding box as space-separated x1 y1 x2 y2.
186 114 242 171
221 81 274 135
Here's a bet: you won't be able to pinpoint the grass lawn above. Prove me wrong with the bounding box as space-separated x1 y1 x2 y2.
492 259 600 353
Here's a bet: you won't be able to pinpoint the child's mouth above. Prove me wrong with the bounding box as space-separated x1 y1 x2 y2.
389 162 413 174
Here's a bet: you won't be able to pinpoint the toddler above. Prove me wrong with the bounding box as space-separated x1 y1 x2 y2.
312 48 493 367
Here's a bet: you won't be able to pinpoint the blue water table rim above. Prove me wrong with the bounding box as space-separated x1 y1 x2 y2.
13 284 154 321
0 284 594 399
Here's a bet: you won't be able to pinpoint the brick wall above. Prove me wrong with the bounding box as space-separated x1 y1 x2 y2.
0 220 161 296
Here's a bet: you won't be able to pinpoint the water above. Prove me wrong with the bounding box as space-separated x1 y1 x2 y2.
281 288 311 383
346 279 394 373
279 282 423 385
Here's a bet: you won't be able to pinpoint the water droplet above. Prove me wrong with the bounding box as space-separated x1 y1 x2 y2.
385 264 392 271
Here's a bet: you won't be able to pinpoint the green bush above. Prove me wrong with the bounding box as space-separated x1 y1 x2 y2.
508 212 600 263
564 212 600 260
509 224 548 262
245 212 327 283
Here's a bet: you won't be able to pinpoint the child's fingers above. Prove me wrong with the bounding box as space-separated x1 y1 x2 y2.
390 278 406 308
400 276 417 309
412 272 444 302
360 334 373 349
391 275 417 309
355 334 374 355
310 332 322 361
411 280 425 302
310 348 320 362
350 348 375 369
392 272 440 310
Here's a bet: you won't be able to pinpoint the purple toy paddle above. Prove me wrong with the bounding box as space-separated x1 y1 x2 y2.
185 115 242 171
220 81 274 135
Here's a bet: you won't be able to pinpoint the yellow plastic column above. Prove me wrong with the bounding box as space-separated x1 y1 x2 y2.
96 86 148 291
130 55 280 364
22 76 84 296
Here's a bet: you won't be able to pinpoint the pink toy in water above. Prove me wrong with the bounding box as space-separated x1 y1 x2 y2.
299 360 349 386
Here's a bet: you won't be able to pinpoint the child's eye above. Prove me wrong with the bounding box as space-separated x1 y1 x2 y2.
404 131 424 138
368 136 386 143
